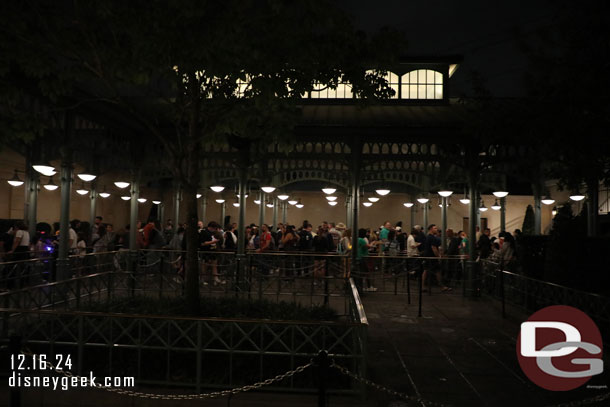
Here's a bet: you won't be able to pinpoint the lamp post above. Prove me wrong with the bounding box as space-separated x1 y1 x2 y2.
258 191 265 228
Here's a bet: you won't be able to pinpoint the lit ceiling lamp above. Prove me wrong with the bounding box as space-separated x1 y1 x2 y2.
43 177 58 191
196 194 202 199
137 198 147 203
479 200 488 212
98 186 110 198
459 194 470 204
403 202 414 208
210 185 225 192
322 187 336 195
215 199 225 204
491 200 501 210
552 206 558 216
368 197 380 203
438 190 453 197
328 201 338 206
541 196 555 205
326 196 338 201
254 199 261 205
261 186 276 193
375 189 390 196
362 202 373 207
569 194 585 201
295 203 304 208
33 164 56 177
114 181 130 189
492 191 509 198
417 197 429 204
76 183 89 195
121 196 131 201
152 200 161 205
277 194 289 200
288 200 298 205
266 202 274 208
77 173 96 182
232 201 240 207
236 193 249 198
7 170 24 187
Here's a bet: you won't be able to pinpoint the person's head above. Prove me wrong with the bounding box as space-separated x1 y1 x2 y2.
410 228 418 236
136 220 142 229
358 228 367 239
427 224 438 235
306 223 313 231
95 216 103 225
446 228 454 238
15 221 27 231
177 227 185 235
105 223 114 232
207 221 220 231
330 222 336 229
197 220 204 229
225 224 233 232
98 224 107 237
342 229 351 238
322 221 329 230
484 228 490 236
383 221 391 229
460 231 467 238
251 227 259 236
302 220 309 229
262 224 269 233
493 242 500 250
388 230 396 240
317 225 324 235
414 225 422 232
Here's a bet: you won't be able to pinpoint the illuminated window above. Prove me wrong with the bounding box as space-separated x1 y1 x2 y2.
401 70 443 99
310 81 353 98
235 76 251 97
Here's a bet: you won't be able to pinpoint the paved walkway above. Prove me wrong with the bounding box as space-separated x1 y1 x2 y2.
2 289 609 406
361 289 610 407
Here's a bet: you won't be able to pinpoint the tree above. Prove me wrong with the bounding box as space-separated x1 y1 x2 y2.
0 0 405 312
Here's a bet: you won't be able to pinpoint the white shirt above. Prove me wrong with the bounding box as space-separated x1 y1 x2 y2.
69 228 78 249
406 235 419 257
15 229 30 246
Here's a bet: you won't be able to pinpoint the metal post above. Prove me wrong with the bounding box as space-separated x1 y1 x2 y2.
128 179 139 272
466 175 478 297
533 184 541 235
89 182 97 233
173 188 181 233
158 203 165 226
587 179 599 237
423 202 429 229
410 194 416 232
220 202 226 228
350 140 361 277
237 167 247 256
9 335 22 407
282 201 287 224
57 160 72 281
27 168 39 238
272 197 278 231
258 191 265 227
441 197 447 254
201 194 207 222
315 350 329 407
345 195 351 229
500 197 506 232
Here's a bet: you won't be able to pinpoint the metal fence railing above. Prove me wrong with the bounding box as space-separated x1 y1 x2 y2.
480 259 610 342
0 251 369 395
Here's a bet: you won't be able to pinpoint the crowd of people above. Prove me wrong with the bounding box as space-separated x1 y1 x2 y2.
1 216 521 292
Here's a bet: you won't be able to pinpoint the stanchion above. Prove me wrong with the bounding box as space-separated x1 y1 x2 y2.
500 263 506 319
314 350 329 407
418 262 423 317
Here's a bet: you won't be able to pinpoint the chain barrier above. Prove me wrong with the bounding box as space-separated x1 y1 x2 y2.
332 361 610 407
330 361 451 407
21 349 312 400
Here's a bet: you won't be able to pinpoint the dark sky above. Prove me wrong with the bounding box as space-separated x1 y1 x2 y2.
337 0 555 97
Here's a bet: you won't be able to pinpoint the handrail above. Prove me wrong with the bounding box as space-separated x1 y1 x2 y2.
348 278 368 325
0 307 360 326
